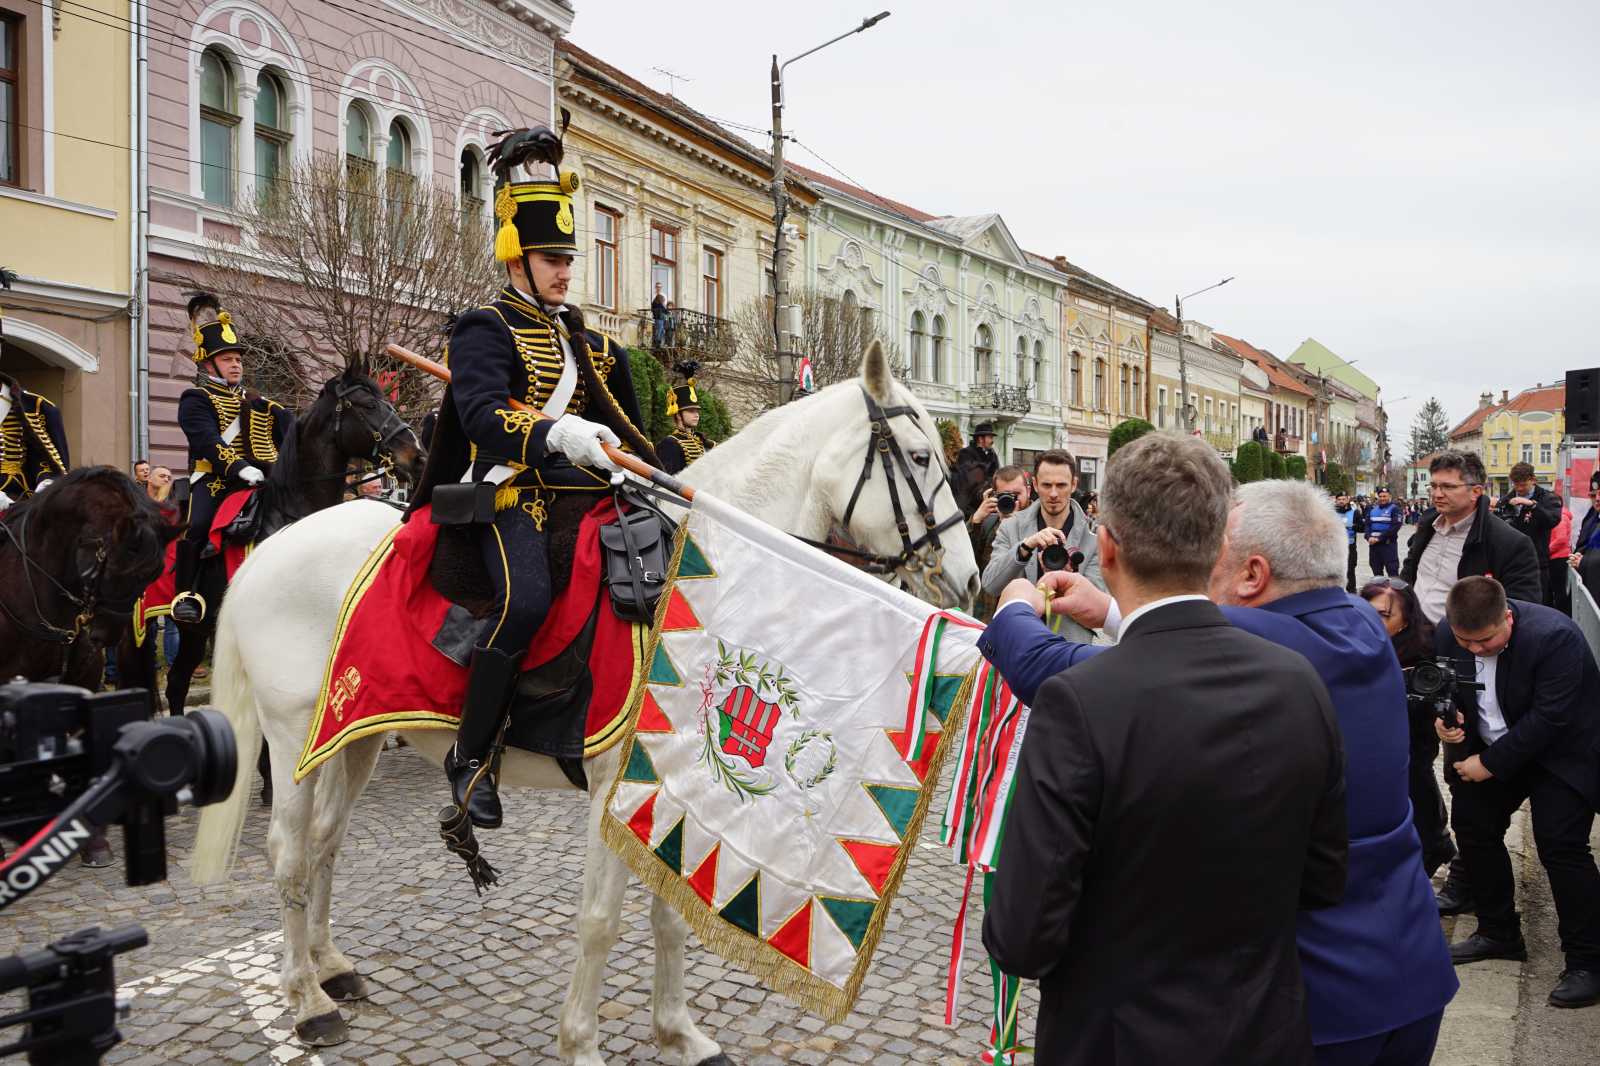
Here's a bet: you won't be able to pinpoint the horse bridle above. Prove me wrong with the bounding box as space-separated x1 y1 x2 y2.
314 379 415 484
0 505 112 646
794 388 964 595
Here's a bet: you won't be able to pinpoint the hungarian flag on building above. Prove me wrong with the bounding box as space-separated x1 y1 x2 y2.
602 490 983 1021
796 354 816 394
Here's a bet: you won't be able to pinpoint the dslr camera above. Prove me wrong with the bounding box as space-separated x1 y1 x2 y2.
1039 541 1086 575
993 490 1019 516
1 681 236 1064
1405 656 1483 735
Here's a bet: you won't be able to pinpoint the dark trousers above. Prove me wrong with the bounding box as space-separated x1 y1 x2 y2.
1313 1009 1443 1066
1368 538 1401 577
184 475 223 550
1547 558 1570 613
1346 542 1359 593
1407 727 1454 874
475 497 553 661
1451 761 1600 968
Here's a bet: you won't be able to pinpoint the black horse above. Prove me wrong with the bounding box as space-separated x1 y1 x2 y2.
123 364 426 714
0 467 179 688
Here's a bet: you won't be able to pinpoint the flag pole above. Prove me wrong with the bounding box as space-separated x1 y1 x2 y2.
385 343 694 502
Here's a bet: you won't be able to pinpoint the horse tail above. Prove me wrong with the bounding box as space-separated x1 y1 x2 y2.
188 604 260 885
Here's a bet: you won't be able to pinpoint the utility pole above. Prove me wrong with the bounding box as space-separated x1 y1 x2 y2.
769 12 891 408
770 56 794 407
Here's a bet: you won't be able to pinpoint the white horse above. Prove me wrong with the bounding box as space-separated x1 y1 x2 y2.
188 342 978 1066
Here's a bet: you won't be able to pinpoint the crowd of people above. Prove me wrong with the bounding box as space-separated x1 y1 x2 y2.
954 428 1600 1066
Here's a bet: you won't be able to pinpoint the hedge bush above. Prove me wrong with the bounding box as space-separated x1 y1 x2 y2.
1266 449 1287 480
1233 440 1265 483
1108 418 1156 458
1285 454 1308 481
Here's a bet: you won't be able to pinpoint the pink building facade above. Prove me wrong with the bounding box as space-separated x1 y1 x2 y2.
141 0 571 467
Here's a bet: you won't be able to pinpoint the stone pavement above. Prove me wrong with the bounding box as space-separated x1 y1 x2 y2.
1 744 1029 1065
8 724 1598 1064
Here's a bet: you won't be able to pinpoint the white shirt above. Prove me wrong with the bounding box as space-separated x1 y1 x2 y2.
1474 654 1508 744
1104 594 1210 640
1415 511 1474 624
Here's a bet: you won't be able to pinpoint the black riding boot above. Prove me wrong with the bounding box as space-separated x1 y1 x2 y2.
170 539 207 625
444 645 521 829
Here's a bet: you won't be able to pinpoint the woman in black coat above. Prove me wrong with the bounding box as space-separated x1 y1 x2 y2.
1362 577 1455 876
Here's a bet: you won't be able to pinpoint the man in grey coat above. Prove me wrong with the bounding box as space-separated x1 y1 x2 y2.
982 449 1105 643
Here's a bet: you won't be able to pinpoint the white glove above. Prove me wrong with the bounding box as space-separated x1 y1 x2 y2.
238 465 265 485
0 491 12 511
35 479 52 493
546 414 621 472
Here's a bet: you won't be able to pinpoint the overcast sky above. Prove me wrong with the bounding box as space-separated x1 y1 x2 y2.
575 0 1599 445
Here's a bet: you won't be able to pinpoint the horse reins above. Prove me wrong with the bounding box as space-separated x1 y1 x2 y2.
0 506 111 646
297 379 416 485
793 388 963 592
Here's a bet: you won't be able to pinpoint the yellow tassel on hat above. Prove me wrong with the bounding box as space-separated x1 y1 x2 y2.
218 310 237 343
494 184 522 263
665 392 679 417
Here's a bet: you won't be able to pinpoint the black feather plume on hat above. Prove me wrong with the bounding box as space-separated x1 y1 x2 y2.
187 291 222 323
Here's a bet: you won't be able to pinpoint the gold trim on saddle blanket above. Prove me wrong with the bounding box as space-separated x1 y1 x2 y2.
293 523 646 782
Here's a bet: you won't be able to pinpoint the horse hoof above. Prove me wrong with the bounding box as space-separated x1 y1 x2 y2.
295 1009 348 1046
320 971 369 1002
694 1055 736 1066
80 842 114 868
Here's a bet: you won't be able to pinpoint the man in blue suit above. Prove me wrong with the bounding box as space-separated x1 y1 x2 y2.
983 480 1457 1066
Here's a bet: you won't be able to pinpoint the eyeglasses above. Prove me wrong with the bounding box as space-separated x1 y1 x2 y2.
1428 481 1479 492
1368 577 1410 591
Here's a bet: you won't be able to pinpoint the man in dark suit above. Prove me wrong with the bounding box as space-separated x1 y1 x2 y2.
1435 577 1600 1008
986 479 1457 1066
981 434 1349 1066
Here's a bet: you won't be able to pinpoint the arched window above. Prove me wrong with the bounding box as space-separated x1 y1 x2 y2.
1033 340 1044 399
841 289 859 335
344 102 374 186
386 119 413 209
254 69 289 205
974 323 993 383
1015 335 1028 387
930 315 946 383
199 48 237 206
459 147 484 221
1093 358 1106 410
908 310 926 380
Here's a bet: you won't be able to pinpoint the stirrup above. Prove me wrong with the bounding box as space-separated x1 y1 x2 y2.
171 590 207 624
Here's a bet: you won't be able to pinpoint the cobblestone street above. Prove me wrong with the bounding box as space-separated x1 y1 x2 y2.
2 743 1032 1065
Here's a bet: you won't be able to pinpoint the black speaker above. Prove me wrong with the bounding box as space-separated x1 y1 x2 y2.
1568 368 1600 440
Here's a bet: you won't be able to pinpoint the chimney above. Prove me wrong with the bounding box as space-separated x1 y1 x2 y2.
1479 392 1493 409
1500 389 1509 404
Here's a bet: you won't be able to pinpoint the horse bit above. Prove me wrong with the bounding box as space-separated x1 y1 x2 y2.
0 504 112 647
794 388 964 602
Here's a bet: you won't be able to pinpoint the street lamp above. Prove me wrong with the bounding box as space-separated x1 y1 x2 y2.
1174 277 1232 433
769 12 892 405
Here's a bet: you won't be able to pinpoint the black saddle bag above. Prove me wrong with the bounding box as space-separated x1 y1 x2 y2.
430 481 498 525
599 483 677 625
220 489 265 544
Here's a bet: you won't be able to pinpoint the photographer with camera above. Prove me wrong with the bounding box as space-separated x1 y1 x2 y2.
981 450 1103 642
967 465 1031 620
1433 576 1600 1008
1496 462 1562 603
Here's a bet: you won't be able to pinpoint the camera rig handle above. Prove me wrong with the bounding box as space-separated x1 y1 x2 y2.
0 924 147 1065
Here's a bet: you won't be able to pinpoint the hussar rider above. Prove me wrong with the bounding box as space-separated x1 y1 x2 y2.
170 293 289 624
406 121 656 829
653 361 714 476
0 277 71 511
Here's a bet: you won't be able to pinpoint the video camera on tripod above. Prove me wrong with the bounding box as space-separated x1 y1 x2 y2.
0 680 237 1064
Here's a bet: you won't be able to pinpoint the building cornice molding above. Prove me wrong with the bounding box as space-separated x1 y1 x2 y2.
0 184 118 220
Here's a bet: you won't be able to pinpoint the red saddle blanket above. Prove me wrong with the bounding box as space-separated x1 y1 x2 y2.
132 489 255 644
292 499 646 782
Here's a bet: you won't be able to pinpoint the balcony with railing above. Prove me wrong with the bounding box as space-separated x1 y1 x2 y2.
1274 430 1303 454
966 381 1033 419
631 308 738 363
1203 418 1238 454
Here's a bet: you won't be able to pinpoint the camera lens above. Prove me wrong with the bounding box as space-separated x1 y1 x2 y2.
1040 543 1069 572
996 493 1017 515
183 709 239 808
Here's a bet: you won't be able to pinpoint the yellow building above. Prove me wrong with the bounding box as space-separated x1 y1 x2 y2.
1480 383 1565 496
0 0 134 466
1057 260 1155 488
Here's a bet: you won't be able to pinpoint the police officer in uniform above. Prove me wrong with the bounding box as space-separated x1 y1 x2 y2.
654 363 714 475
406 123 656 829
169 293 289 624
0 298 71 511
